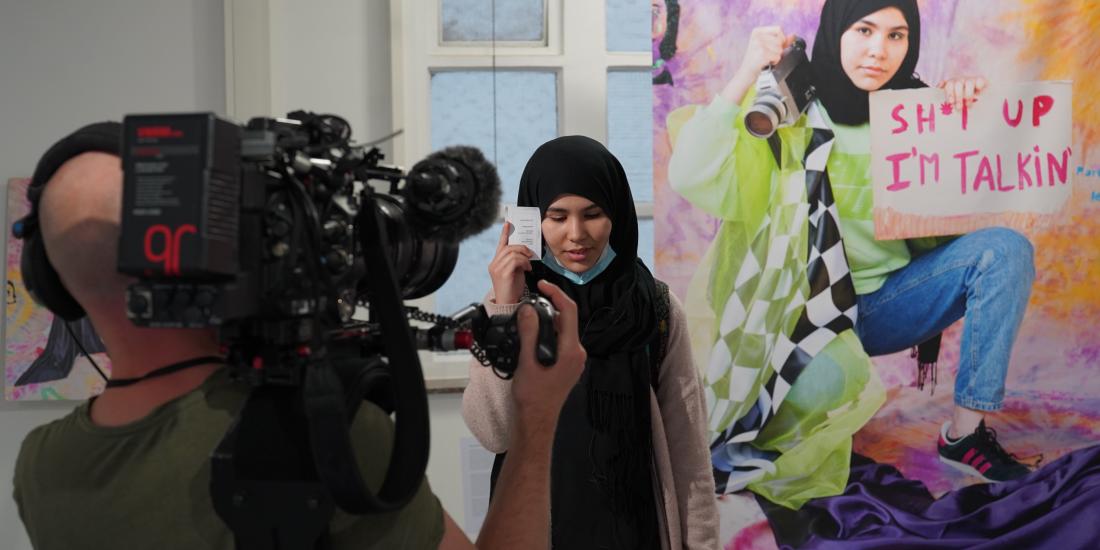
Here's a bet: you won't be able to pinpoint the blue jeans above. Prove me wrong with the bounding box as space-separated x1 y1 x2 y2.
855 228 1036 411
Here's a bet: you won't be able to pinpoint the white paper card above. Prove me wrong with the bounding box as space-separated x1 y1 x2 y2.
505 205 541 259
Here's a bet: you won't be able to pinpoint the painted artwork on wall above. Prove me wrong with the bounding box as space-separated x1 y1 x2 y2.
653 1 1100 546
5 178 110 401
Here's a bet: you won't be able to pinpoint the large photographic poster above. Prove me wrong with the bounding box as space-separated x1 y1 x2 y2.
653 1 1099 545
5 178 110 401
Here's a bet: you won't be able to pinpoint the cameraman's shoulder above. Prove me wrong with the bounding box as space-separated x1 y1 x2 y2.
329 476 445 549
14 405 84 482
351 401 395 437
18 404 84 450
332 403 446 548
348 401 403 469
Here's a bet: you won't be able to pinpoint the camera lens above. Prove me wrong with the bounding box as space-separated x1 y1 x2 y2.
744 93 787 139
370 194 459 300
745 110 777 138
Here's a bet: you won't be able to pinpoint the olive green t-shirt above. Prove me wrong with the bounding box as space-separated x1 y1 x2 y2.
13 369 444 550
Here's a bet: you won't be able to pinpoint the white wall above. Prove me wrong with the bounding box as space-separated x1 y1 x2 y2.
0 0 479 545
268 0 396 160
0 2 225 547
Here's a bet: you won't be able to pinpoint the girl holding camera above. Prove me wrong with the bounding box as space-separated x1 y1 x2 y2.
668 0 1035 508
464 136 718 549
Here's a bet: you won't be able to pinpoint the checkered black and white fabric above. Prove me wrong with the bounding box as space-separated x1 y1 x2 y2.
710 104 859 494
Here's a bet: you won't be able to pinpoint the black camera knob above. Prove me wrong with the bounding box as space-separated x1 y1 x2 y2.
195 289 215 307
128 293 150 316
324 249 351 273
182 306 204 325
172 290 192 309
154 289 172 308
323 220 347 241
270 220 290 237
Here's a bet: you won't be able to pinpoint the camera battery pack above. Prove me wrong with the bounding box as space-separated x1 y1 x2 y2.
119 113 241 279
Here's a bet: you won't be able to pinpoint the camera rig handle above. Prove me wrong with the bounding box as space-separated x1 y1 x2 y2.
469 294 558 379
530 296 558 366
313 197 431 514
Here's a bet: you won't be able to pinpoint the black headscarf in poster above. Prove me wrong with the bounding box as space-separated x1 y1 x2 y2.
495 136 662 549
810 0 928 125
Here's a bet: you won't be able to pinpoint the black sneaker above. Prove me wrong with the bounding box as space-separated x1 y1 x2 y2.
937 420 1031 482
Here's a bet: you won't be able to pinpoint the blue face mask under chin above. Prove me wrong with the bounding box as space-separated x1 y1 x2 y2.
541 245 617 285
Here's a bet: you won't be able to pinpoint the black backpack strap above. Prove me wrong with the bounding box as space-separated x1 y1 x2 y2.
650 280 672 392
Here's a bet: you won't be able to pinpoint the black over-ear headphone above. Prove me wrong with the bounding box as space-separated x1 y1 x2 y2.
12 121 122 322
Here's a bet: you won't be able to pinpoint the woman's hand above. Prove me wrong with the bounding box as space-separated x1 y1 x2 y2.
488 222 534 305
937 77 988 111
722 26 798 104
739 26 797 78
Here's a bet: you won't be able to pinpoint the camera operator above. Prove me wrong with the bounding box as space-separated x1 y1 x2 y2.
13 136 585 549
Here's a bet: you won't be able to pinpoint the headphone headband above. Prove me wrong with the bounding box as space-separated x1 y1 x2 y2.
14 121 122 321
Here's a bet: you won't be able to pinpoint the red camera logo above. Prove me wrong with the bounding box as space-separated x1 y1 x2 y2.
144 224 196 276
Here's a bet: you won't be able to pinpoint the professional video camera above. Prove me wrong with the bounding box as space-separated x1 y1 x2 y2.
116 111 553 549
743 36 815 139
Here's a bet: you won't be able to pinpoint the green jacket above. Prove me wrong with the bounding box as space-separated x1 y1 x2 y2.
668 95 888 509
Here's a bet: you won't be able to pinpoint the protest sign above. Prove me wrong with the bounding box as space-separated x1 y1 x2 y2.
870 81 1072 238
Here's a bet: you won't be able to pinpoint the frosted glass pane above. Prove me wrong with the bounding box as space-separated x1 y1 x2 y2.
607 70 653 202
431 71 557 205
430 70 558 314
442 0 545 42
606 0 649 52
638 218 655 272
437 222 501 316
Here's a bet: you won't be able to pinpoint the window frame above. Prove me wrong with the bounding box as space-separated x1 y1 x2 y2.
392 0 654 387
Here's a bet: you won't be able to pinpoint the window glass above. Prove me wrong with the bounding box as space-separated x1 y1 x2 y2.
441 0 545 42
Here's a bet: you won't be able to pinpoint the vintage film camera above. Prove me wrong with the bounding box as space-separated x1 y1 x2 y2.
743 36 815 139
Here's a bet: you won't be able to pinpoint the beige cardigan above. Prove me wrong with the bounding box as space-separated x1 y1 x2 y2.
462 290 719 550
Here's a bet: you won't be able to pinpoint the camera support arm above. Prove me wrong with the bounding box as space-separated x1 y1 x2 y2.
209 199 433 550
315 197 432 513
210 385 336 550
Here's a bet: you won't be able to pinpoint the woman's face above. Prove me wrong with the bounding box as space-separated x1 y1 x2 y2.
542 194 613 273
840 7 910 91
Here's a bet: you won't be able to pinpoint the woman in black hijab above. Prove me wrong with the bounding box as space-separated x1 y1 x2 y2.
810 0 926 124
464 136 718 549
709 0 978 123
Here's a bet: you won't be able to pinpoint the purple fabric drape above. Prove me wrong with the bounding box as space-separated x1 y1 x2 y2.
760 445 1100 549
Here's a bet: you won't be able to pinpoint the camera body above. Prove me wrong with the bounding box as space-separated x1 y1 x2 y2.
111 110 558 541
469 295 558 378
117 111 498 385
744 36 815 139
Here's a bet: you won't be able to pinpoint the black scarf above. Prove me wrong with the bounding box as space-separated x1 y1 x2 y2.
493 136 662 549
810 0 927 125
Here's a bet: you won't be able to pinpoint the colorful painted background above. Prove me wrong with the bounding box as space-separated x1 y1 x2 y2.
5 178 110 401
652 1 1100 546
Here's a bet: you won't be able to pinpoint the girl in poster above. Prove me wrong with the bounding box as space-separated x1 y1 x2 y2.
668 0 1035 509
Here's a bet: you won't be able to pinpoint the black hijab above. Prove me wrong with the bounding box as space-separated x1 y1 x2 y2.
512 136 661 548
810 0 927 125
517 136 657 333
